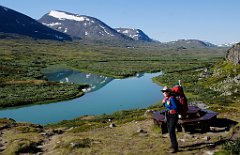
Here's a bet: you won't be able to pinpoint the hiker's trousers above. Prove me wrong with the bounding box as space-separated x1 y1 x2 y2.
166 112 179 150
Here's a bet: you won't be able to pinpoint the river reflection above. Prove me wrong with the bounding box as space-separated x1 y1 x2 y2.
45 70 114 92
0 71 163 125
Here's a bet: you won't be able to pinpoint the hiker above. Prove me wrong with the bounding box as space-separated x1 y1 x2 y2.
161 86 179 153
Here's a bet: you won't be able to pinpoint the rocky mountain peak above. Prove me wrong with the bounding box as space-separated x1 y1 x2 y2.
115 28 152 42
39 10 133 41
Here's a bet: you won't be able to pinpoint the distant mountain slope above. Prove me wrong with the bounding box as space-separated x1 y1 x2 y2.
164 39 216 48
39 10 133 42
115 28 153 42
0 5 72 41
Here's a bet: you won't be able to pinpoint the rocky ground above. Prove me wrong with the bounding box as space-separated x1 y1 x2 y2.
0 105 239 155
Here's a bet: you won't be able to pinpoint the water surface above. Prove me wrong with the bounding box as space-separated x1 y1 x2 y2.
0 71 163 124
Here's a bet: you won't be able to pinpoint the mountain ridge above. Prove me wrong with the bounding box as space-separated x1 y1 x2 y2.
38 10 134 42
0 5 72 41
1 5 236 47
163 39 217 48
115 28 153 42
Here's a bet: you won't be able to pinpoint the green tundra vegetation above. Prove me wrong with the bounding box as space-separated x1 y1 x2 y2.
0 38 228 108
0 37 239 154
155 59 240 106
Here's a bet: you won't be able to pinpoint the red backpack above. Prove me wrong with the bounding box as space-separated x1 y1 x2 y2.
171 80 188 117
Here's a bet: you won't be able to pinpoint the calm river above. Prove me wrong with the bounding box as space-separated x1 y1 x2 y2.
0 70 164 125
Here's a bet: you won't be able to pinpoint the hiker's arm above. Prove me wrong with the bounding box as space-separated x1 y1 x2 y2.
160 103 165 108
169 98 178 110
161 97 167 107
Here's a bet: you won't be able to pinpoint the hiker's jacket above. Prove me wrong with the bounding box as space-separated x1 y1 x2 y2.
163 96 178 111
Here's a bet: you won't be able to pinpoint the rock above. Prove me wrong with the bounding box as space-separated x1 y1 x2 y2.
70 139 92 148
178 138 185 142
202 136 211 141
204 150 215 155
55 141 61 144
70 142 80 149
199 68 211 78
189 101 209 109
109 123 116 128
30 124 43 129
226 42 240 64
52 129 63 134
144 109 154 118
137 128 147 133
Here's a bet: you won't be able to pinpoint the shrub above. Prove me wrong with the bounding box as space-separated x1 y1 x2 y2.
222 138 240 155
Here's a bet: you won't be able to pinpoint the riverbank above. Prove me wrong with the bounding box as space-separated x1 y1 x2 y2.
0 80 86 109
0 38 225 108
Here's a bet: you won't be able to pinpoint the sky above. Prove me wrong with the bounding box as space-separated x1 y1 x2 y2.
1 0 240 44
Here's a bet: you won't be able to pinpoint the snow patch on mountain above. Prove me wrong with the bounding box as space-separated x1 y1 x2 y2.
42 22 61 27
99 25 114 36
115 28 152 42
49 10 90 22
217 42 238 47
131 34 138 38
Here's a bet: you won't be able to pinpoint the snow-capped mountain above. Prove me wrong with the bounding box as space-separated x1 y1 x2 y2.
39 10 133 42
115 28 153 42
217 42 238 47
0 5 71 41
202 41 217 47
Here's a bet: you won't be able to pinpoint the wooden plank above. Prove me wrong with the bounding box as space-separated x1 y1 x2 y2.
186 106 201 114
178 113 217 124
199 113 217 121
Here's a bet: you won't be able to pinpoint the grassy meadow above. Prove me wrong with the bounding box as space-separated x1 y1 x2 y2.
1 38 240 154
0 38 227 108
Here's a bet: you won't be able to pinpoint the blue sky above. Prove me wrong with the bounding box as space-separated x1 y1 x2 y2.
1 0 240 44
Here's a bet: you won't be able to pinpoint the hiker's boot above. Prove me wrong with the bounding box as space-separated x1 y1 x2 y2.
169 148 178 153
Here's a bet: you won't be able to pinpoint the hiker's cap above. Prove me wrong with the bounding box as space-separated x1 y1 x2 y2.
161 86 171 92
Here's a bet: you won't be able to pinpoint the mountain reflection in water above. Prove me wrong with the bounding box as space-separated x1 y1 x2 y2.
45 70 114 92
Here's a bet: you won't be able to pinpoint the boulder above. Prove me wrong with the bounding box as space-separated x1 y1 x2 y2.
109 123 116 128
226 42 240 64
